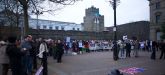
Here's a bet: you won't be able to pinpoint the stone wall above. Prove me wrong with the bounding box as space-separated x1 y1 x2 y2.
107 21 150 41
0 26 113 40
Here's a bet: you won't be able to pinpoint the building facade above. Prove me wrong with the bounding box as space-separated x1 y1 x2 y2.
29 19 83 31
83 6 104 32
149 0 165 41
0 10 83 31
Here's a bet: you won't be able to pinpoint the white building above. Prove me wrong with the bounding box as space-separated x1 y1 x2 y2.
29 19 84 31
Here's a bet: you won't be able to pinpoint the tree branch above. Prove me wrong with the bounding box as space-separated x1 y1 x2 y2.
17 0 28 6
49 0 77 5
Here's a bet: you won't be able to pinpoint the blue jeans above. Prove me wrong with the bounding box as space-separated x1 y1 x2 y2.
22 55 33 75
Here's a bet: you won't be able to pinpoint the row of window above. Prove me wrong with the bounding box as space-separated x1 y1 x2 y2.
36 25 80 31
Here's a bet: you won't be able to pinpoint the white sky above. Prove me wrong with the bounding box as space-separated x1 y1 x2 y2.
31 0 150 27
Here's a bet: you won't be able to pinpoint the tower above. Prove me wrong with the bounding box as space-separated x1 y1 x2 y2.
83 6 104 32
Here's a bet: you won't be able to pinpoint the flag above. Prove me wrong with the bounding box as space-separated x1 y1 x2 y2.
119 67 145 75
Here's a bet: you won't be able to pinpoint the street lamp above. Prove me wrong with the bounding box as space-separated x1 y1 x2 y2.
32 10 43 37
32 10 43 29
109 0 120 61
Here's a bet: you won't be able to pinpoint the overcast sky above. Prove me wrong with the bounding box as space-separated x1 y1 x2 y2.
31 0 150 27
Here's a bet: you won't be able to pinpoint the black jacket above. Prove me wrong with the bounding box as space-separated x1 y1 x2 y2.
6 44 23 68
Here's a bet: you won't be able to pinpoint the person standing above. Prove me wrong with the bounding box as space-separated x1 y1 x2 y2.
30 40 38 72
38 39 49 75
84 41 90 53
52 41 57 59
63 42 69 55
78 40 83 54
0 40 9 75
151 41 157 60
126 42 131 58
21 35 33 75
56 40 64 63
118 40 125 59
133 40 139 57
159 40 165 59
72 41 77 53
6 36 24 75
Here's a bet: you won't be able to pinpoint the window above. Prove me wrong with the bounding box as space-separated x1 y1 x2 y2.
43 25 47 29
156 2 160 9
157 32 162 41
49 26 53 30
77 28 80 31
61 27 64 30
73 28 75 30
37 26 40 29
55 26 59 30
155 15 160 23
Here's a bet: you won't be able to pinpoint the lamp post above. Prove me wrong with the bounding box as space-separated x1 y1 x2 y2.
32 10 43 38
109 0 120 61
35 10 43 30
36 11 39 30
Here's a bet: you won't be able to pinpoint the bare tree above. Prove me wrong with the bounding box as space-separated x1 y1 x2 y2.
0 0 81 36
0 0 23 26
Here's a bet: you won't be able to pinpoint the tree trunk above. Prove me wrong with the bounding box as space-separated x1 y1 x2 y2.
23 5 29 36
17 0 29 36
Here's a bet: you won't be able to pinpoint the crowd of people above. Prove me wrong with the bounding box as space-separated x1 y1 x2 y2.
116 39 165 59
0 35 99 75
0 35 48 75
0 35 165 75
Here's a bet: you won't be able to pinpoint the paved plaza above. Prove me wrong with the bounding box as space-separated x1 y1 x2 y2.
0 51 165 75
47 51 165 75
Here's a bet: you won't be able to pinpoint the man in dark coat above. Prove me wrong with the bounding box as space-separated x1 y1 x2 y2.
56 40 64 63
6 36 24 75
